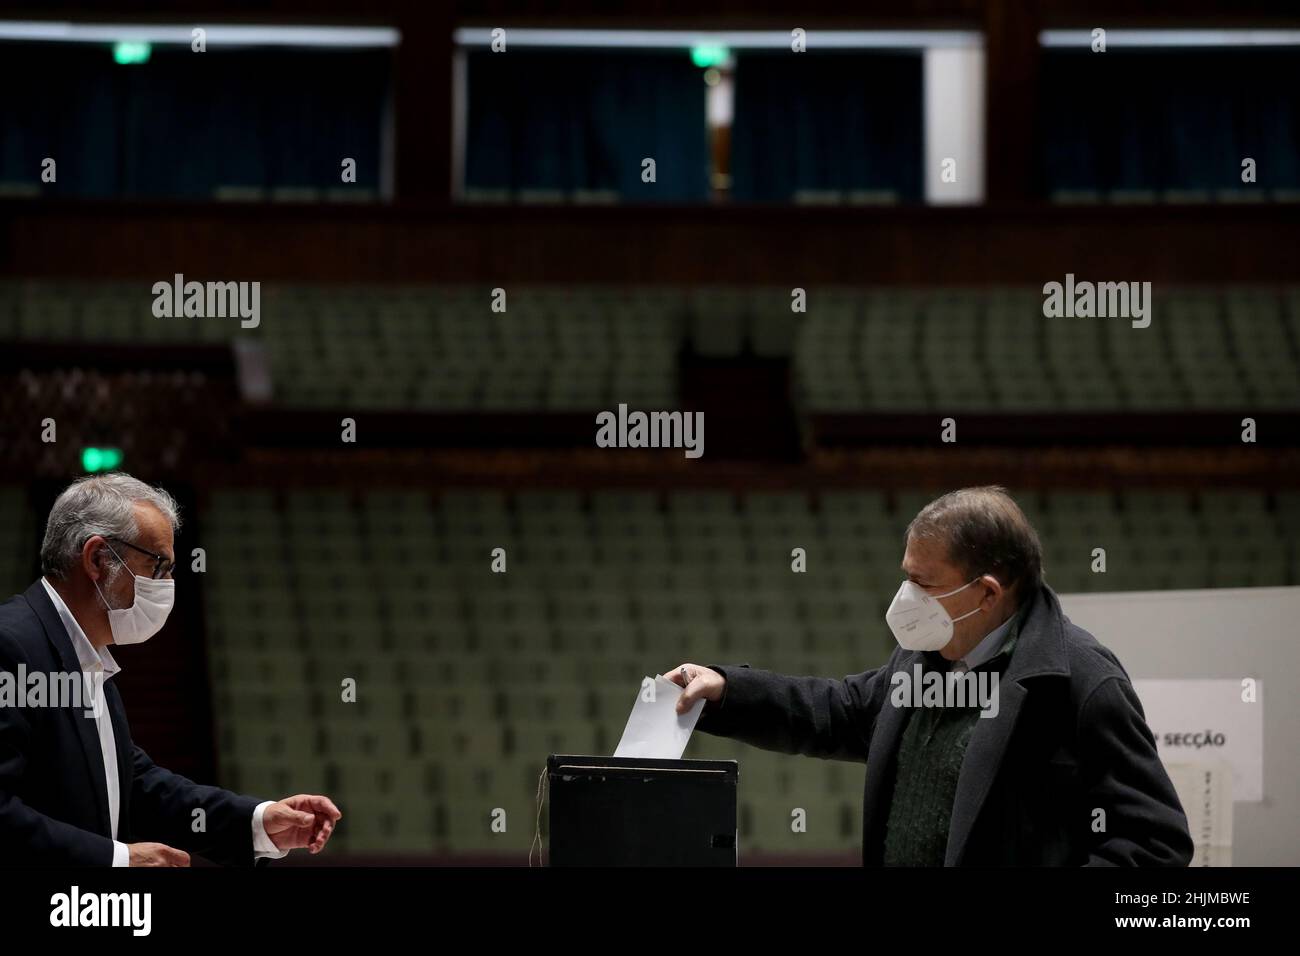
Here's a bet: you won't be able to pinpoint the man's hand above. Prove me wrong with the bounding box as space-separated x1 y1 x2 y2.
263 795 342 854
666 663 726 714
128 842 190 867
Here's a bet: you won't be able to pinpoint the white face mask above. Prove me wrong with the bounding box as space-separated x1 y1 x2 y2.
885 577 983 652
94 544 175 646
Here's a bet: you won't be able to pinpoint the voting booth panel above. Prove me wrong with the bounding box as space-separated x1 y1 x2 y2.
1059 585 1297 866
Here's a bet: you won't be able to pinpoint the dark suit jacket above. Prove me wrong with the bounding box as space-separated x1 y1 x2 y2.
0 580 263 865
697 583 1194 866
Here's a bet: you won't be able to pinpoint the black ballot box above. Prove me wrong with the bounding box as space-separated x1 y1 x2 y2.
546 755 738 866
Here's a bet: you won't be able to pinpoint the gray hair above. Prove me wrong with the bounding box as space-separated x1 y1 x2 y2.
905 485 1043 604
40 474 181 580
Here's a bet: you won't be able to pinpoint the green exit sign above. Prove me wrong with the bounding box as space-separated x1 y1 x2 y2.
113 41 152 65
690 44 729 68
82 447 124 473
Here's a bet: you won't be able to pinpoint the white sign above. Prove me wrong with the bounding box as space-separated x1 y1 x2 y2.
1131 679 1263 802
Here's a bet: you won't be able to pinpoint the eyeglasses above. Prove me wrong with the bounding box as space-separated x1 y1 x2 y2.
106 538 176 580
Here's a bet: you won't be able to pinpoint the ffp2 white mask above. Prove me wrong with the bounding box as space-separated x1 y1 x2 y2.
885 577 983 652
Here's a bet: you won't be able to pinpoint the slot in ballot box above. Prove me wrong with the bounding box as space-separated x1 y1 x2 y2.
546 755 738 866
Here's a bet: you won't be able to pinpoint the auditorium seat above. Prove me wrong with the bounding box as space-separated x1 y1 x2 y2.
0 487 34 595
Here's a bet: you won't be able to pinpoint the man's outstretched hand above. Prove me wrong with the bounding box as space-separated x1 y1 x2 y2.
263 794 342 854
128 842 190 866
665 663 726 714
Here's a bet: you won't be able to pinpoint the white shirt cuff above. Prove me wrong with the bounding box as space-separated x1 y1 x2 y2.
112 840 130 867
252 800 290 860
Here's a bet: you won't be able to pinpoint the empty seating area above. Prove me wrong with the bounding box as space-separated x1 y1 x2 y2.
0 486 35 598
0 369 235 475
794 287 1300 411
201 485 1300 857
3 281 1297 414
0 282 681 412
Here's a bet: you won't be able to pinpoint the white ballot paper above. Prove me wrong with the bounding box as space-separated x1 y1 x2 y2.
613 675 705 759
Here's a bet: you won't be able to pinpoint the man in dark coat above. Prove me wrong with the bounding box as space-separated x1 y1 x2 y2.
0 473 341 865
669 485 1193 866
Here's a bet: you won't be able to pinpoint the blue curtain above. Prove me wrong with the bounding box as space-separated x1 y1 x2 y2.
729 51 924 202
1041 49 1300 194
0 43 389 198
464 50 709 202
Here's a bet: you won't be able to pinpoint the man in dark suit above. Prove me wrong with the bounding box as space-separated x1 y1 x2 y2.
668 485 1193 866
0 473 341 865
